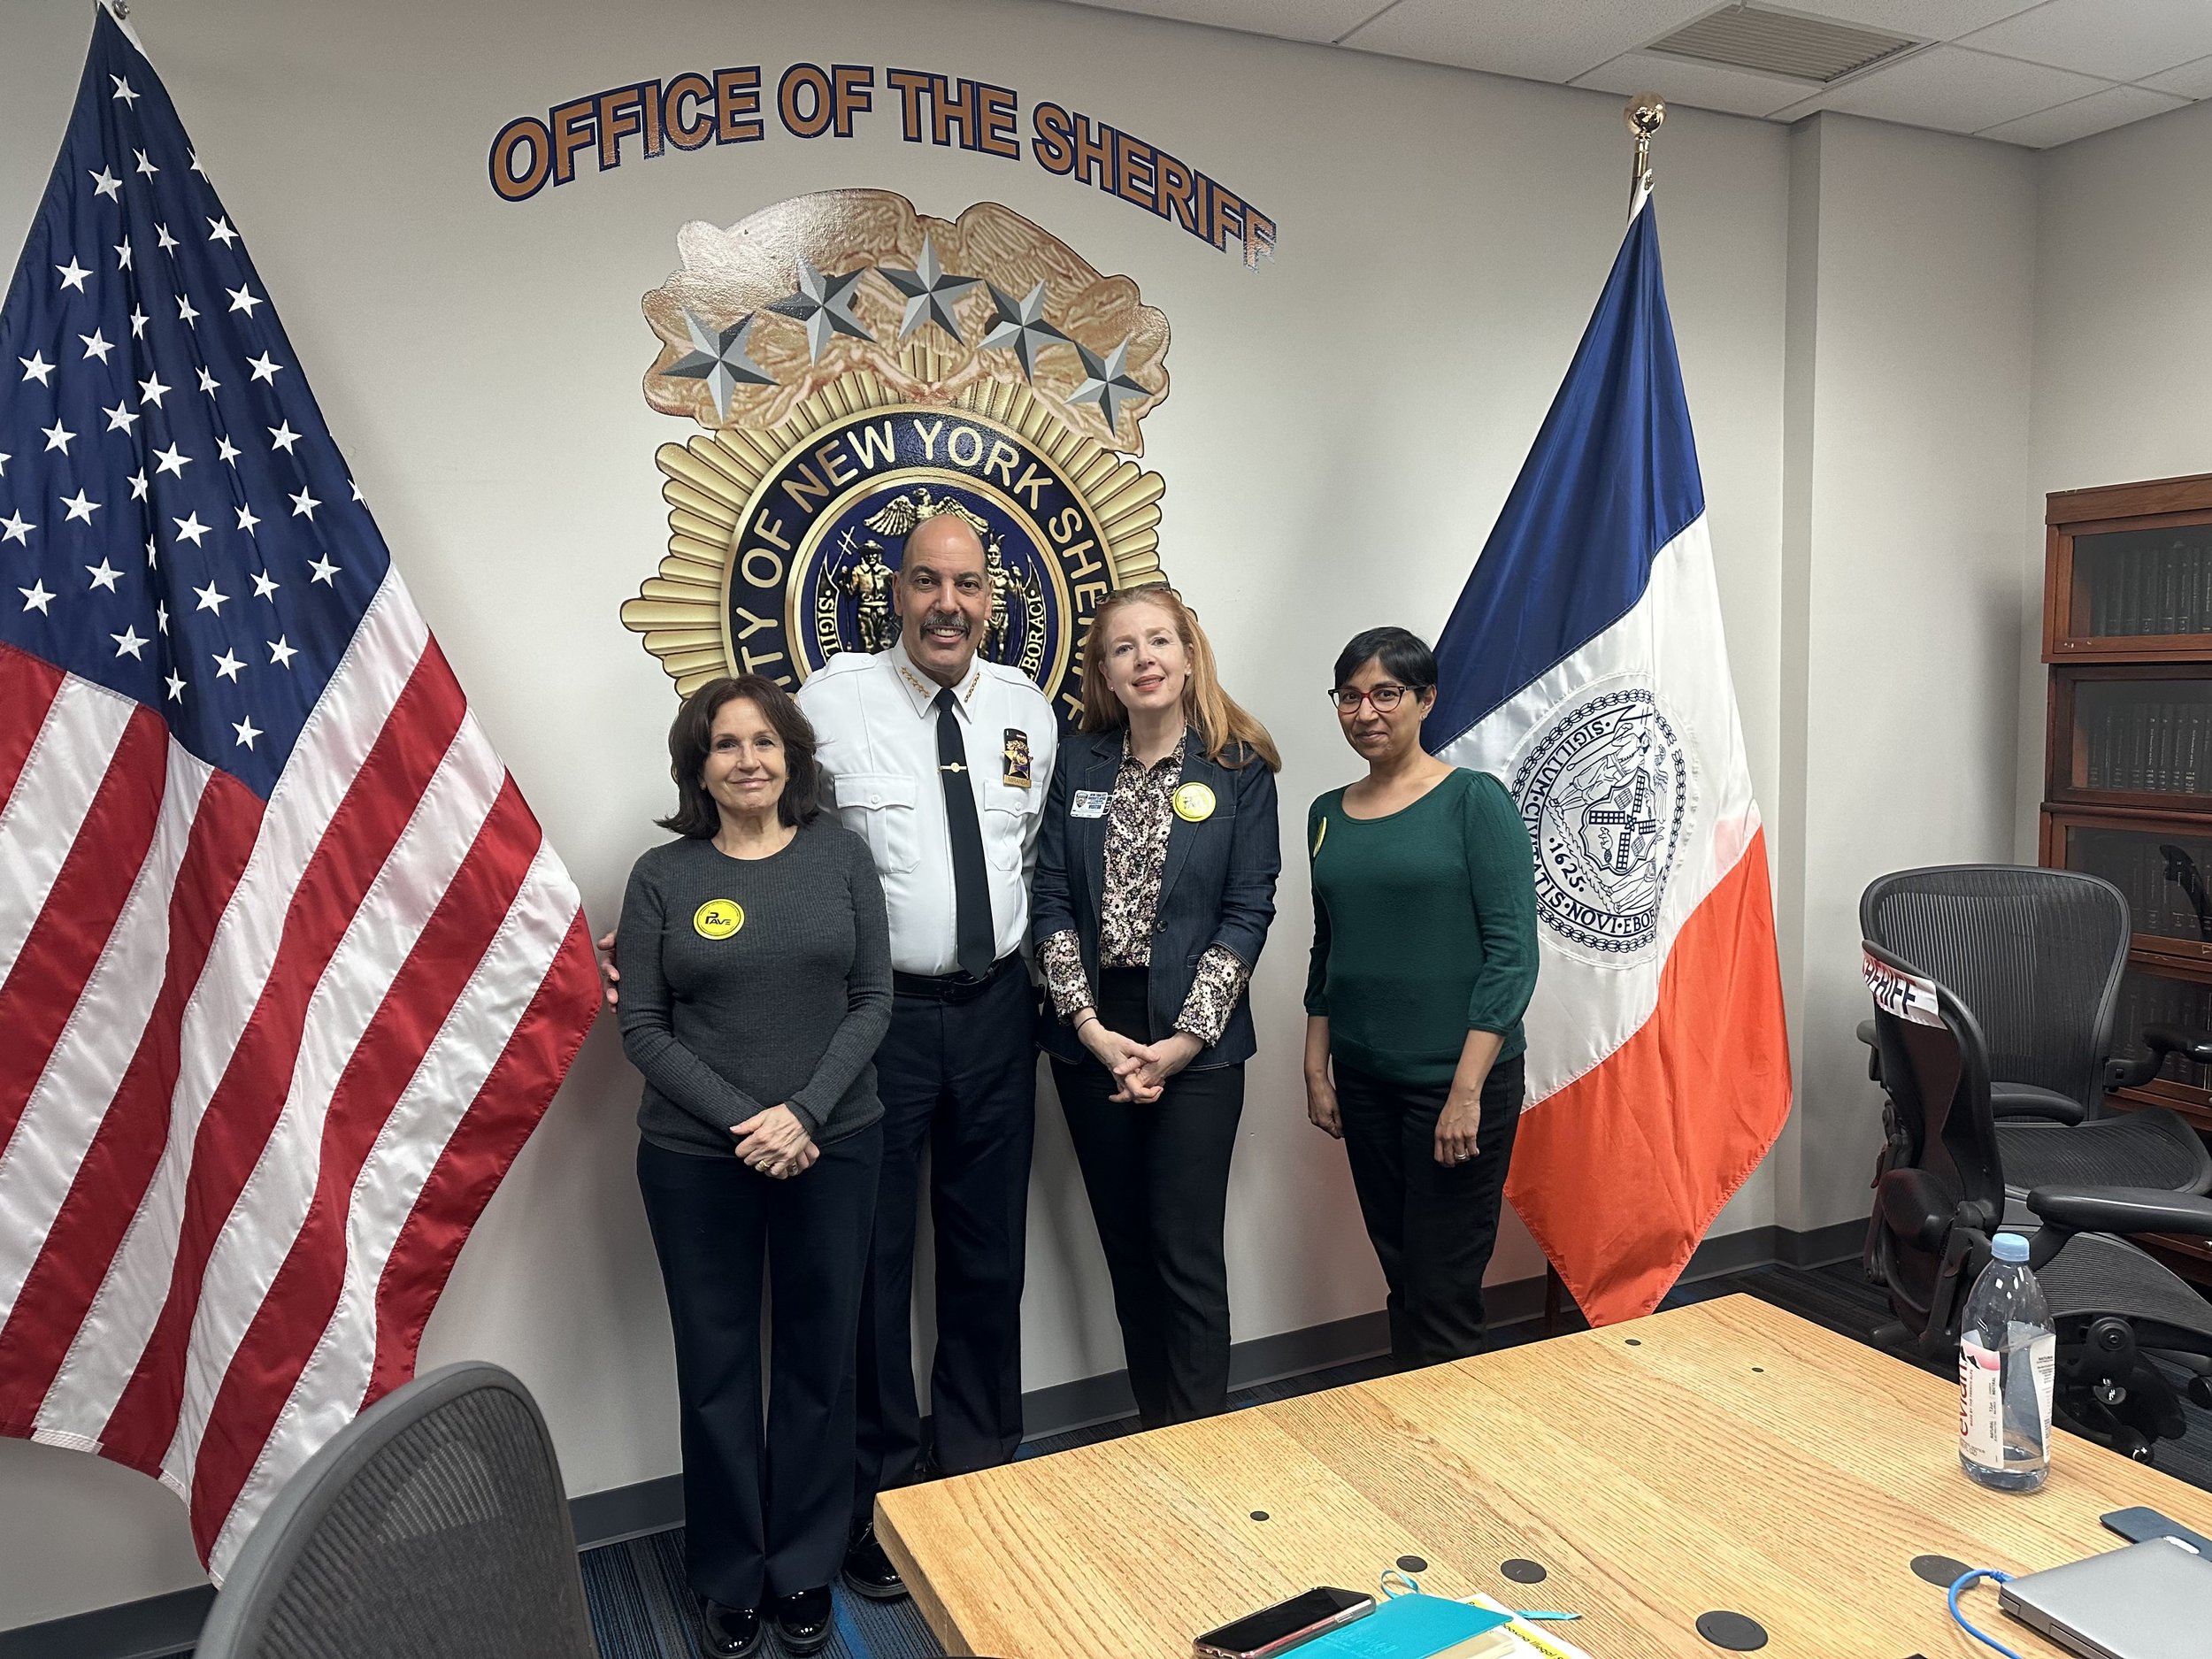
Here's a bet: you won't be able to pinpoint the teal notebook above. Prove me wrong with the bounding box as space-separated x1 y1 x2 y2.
1295 1594 1511 1658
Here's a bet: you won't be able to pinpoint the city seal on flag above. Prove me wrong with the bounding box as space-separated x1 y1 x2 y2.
1511 683 1694 957
620 189 1173 723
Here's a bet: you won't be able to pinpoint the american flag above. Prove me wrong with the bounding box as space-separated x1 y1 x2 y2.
0 7 599 1576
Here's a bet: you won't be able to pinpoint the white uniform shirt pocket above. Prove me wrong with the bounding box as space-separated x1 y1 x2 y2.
982 779 1031 871
836 772 922 875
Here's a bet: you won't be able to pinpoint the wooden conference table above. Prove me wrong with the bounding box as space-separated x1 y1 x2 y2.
877 1294 2212 1658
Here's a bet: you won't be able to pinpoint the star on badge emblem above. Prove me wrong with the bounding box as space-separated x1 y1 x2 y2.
769 259 873 362
1067 337 1148 433
665 309 773 421
980 282 1071 380
878 236 980 343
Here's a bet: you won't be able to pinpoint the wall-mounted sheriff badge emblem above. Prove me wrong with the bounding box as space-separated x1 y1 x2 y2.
619 189 1172 721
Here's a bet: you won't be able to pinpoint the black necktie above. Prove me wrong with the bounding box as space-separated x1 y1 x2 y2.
933 687 996 979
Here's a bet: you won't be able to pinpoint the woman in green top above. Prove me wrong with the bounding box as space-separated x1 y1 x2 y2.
1303 626 1539 1368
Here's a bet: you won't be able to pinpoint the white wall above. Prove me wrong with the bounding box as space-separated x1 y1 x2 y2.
0 0 1833 1628
1771 113 2039 1233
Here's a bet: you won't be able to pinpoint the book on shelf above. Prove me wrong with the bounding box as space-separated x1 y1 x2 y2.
2090 696 2212 793
2089 539 2212 637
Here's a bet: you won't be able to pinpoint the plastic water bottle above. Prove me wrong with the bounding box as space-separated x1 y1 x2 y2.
1958 1232 2057 1492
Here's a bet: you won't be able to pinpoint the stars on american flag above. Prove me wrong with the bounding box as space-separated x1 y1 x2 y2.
0 27 388 798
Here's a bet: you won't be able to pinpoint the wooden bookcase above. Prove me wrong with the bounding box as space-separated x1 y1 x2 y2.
2040 472 2212 1286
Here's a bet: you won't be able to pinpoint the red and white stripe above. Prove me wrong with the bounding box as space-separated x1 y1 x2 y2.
0 571 598 1578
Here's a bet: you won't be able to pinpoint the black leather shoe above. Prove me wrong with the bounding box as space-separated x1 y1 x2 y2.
769 1586 833 1655
700 1599 763 1658
842 1521 908 1601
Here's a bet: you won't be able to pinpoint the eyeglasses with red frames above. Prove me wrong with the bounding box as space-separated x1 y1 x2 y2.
1329 682 1413 714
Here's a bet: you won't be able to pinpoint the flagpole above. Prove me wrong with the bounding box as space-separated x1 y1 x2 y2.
1624 94 1665 219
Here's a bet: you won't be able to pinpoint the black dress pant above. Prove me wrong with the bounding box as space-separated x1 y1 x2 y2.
1051 968 1243 1428
635 1126 881 1608
1334 1053 1525 1370
854 959 1035 1522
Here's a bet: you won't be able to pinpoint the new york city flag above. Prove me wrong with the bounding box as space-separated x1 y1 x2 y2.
1428 189 1790 1326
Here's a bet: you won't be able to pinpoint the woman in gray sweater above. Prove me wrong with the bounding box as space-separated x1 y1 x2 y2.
618 674 890 1659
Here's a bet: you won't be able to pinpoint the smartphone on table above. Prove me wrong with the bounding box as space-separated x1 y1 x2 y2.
1193 1586 1376 1659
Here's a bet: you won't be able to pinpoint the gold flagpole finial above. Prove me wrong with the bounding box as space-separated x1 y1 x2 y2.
1624 95 1666 211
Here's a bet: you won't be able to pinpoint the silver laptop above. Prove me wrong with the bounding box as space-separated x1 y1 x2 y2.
1998 1538 2212 1659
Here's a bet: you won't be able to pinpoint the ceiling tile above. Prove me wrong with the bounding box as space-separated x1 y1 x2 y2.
1768 1 2044 42
1808 42 2109 131
1957 0 2212 83
1975 82 2191 146
1571 50 1814 119
2144 53 2212 98
1340 0 1714 83
1048 0 1383 44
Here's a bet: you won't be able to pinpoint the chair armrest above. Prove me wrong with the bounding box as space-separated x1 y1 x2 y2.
1857 1018 1879 1083
2106 1024 2212 1090
1990 1085 2087 1125
2025 1185 2212 1238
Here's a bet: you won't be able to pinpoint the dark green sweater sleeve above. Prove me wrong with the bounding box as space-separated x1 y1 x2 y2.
1303 795 1331 1017
784 838 893 1136
1462 773 1539 1036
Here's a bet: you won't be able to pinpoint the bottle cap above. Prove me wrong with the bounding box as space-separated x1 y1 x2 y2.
1992 1232 2029 1263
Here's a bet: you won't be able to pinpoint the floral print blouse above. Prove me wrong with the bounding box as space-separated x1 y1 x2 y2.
1040 728 1249 1046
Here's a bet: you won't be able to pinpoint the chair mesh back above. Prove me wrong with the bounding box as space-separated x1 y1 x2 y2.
1863 942 2006 1345
199 1365 596 1659
1860 864 2128 1113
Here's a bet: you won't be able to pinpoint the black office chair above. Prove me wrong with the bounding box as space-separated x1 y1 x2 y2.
1859 865 2212 1215
195 1363 597 1659
1862 941 2212 1459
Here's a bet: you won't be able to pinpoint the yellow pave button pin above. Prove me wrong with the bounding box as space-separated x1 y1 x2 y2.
693 900 744 940
1172 781 1217 823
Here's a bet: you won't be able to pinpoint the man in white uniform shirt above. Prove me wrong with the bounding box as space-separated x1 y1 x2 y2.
796 513 1056 1602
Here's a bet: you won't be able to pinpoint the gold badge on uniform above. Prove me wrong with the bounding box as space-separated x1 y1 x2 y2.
1172 781 1217 822
693 899 744 940
1002 728 1033 789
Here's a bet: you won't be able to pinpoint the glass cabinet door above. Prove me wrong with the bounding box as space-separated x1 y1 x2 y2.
2061 676 2212 798
2061 521 2212 647
2111 966 2212 1095
2058 822 2212 959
